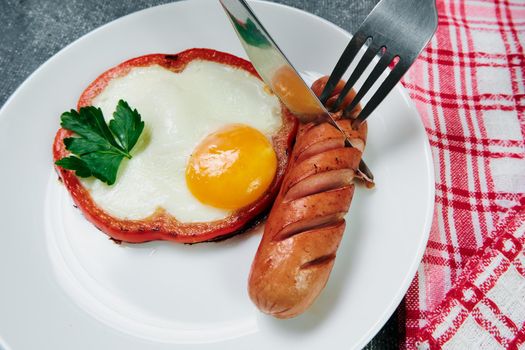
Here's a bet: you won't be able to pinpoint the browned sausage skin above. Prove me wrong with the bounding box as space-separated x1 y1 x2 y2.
248 77 367 319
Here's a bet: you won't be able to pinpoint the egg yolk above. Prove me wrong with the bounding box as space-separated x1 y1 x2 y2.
186 124 277 210
271 65 324 116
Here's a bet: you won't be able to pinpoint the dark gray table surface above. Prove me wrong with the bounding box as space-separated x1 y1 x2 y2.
0 0 402 348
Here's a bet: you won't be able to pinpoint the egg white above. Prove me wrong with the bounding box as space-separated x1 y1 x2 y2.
81 60 282 222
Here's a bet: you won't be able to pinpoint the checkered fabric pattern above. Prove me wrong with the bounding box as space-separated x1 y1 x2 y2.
399 0 525 348
417 205 525 349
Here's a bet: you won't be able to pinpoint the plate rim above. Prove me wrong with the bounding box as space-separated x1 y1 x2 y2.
0 0 435 348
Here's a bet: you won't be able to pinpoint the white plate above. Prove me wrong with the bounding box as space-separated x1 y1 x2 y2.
0 1 434 349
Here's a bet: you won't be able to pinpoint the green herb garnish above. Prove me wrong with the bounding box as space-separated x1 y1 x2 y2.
55 99 145 185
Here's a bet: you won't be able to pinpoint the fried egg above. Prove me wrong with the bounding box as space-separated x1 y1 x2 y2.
81 59 282 222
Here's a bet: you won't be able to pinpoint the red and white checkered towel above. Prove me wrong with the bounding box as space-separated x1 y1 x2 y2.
399 0 525 348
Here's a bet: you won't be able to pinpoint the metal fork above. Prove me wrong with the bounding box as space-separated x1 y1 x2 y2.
320 0 438 127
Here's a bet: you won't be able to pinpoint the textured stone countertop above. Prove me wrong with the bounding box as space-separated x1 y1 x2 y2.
0 1 401 349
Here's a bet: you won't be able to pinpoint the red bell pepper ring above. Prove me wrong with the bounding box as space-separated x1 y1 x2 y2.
53 48 298 244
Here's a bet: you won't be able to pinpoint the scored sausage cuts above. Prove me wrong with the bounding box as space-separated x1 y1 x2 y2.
247 77 367 318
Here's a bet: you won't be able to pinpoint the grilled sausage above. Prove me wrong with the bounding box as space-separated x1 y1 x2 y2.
247 77 367 318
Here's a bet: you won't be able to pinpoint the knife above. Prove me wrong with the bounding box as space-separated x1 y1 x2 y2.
219 0 374 181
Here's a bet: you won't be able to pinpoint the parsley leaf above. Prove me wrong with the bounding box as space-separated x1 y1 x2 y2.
55 156 92 178
109 100 144 152
55 100 145 185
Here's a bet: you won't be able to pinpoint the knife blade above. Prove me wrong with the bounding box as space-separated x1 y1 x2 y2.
219 0 373 181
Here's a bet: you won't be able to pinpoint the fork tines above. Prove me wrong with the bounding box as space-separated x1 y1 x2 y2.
319 33 410 127
319 0 438 127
